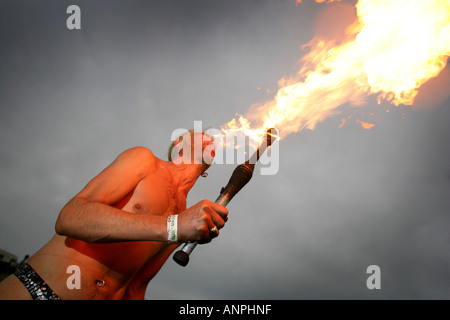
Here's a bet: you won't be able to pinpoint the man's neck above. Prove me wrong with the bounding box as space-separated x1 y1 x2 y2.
165 162 206 198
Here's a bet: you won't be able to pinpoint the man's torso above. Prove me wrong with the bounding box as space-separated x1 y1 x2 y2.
26 159 186 299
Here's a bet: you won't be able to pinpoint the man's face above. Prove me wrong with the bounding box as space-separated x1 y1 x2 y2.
175 131 215 166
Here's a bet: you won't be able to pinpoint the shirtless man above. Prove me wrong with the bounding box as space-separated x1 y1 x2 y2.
0 131 228 299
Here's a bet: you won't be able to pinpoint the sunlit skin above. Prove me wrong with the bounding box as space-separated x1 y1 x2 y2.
0 133 227 300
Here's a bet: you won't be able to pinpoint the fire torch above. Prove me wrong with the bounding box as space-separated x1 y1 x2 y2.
173 128 277 267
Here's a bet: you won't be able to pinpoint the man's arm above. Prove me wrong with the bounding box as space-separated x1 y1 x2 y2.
55 147 229 244
55 146 167 243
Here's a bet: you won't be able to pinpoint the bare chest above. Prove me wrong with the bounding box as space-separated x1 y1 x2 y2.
115 167 186 216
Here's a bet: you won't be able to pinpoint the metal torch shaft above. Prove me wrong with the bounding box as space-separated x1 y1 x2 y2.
172 128 276 267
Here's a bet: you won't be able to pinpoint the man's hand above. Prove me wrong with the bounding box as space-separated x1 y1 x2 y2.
177 200 228 244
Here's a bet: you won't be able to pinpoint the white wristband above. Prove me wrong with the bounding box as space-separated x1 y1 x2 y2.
167 215 178 244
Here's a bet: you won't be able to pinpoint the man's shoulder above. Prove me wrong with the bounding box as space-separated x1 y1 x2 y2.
123 146 156 158
117 146 160 172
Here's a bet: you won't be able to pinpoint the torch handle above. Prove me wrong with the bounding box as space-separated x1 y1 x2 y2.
172 193 231 267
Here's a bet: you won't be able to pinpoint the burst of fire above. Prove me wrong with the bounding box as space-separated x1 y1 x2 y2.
219 0 450 147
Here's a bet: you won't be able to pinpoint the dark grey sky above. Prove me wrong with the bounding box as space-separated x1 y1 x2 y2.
1 0 449 299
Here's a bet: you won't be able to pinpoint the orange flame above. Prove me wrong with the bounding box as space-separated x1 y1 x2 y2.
221 0 450 145
356 119 376 130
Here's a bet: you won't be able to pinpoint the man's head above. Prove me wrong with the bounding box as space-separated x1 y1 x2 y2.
168 129 215 170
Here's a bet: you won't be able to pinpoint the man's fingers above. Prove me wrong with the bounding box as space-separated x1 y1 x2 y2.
198 215 215 244
202 200 228 219
178 200 229 243
200 202 226 243
203 206 226 229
